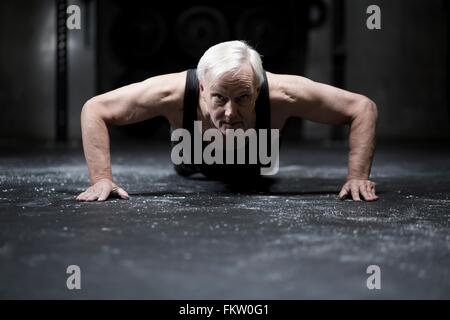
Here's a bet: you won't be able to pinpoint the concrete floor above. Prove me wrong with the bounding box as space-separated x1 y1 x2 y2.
0 141 449 299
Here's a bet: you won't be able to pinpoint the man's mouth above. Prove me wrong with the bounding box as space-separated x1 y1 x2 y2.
221 121 243 129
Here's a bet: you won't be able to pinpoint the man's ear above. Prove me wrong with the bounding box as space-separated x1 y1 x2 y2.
255 86 261 98
199 82 205 93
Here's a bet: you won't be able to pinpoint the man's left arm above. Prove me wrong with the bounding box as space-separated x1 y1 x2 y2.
267 72 379 202
339 98 378 201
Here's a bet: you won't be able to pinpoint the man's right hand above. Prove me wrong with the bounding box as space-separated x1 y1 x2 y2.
76 178 130 202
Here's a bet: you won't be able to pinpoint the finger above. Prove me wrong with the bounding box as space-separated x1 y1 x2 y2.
85 190 100 202
339 185 350 200
77 190 88 198
360 185 374 201
370 188 379 200
368 182 378 196
76 191 88 201
116 188 130 200
97 187 110 202
364 184 376 201
351 185 361 201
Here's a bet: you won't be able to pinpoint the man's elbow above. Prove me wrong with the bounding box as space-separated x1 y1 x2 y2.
352 97 378 123
81 98 109 123
366 98 378 121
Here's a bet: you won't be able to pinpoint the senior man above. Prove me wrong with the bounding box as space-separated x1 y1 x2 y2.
76 40 378 202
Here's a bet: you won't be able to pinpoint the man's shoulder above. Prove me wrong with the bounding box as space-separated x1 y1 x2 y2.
142 70 187 127
140 70 187 103
265 71 316 127
145 70 187 99
266 71 316 106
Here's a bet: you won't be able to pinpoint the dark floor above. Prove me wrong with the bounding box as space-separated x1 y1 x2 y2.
0 140 449 299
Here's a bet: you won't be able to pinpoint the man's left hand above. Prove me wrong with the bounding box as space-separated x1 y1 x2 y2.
338 179 378 201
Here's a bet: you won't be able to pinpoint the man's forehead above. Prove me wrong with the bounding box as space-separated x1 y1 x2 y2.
210 79 253 92
209 72 255 91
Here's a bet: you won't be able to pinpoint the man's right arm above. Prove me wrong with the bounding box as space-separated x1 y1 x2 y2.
76 71 186 202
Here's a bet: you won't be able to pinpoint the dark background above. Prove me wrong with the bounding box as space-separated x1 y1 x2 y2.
1 1 450 300
0 0 449 144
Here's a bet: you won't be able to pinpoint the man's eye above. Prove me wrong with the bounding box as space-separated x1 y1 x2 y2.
214 95 227 103
237 94 250 103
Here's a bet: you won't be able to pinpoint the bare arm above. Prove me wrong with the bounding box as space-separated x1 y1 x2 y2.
268 72 379 201
76 71 186 201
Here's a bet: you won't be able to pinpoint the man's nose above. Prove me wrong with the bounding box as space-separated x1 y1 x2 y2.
224 101 238 119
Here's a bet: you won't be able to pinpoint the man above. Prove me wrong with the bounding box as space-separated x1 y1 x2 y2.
76 40 378 202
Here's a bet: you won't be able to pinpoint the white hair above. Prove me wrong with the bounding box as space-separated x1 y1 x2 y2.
196 40 264 87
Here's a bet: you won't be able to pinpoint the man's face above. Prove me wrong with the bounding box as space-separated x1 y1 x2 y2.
200 64 260 135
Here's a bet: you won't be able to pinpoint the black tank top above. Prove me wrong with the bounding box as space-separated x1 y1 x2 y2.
172 69 272 181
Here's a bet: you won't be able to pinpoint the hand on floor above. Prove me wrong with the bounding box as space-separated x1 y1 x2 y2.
76 178 130 202
338 179 378 201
